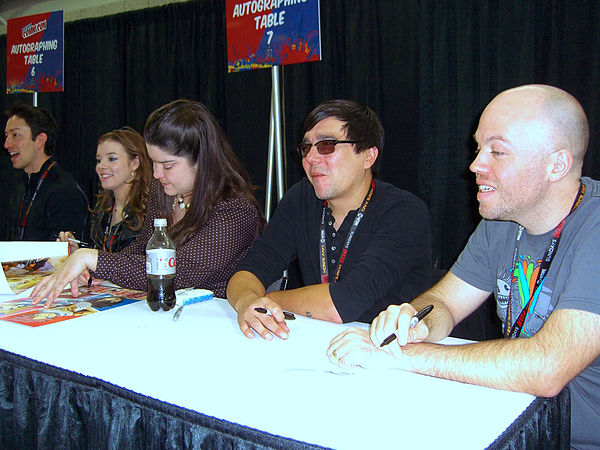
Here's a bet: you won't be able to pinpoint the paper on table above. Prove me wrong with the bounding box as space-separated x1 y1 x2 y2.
0 241 68 295
0 241 68 262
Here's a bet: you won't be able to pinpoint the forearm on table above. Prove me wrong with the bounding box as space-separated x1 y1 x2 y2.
401 308 600 397
267 284 342 323
226 271 267 311
402 338 557 396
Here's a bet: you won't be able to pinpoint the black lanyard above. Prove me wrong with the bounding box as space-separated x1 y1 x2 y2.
17 160 56 240
319 180 375 283
101 206 115 252
505 182 586 338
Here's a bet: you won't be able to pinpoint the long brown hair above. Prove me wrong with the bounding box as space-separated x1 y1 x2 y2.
143 99 262 245
92 127 152 231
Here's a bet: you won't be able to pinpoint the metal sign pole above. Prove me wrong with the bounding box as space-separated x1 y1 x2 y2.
265 65 286 222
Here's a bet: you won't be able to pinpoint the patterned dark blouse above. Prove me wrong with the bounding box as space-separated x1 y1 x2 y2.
93 180 262 298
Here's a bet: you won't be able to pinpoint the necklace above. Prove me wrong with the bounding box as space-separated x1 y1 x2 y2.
173 194 190 210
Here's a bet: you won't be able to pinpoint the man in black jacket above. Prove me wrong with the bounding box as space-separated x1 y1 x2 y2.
227 100 432 339
4 104 87 241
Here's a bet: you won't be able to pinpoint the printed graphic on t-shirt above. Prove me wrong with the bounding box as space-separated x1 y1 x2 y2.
496 253 554 337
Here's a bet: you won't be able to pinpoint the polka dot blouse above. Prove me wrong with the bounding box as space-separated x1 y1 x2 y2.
94 180 262 298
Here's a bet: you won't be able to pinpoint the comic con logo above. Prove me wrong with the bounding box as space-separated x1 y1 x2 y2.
22 20 48 39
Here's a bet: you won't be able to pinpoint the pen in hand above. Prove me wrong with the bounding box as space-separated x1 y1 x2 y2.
379 305 434 347
67 237 92 248
254 307 295 320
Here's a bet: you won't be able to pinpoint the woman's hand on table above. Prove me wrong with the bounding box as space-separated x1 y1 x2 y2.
31 249 99 307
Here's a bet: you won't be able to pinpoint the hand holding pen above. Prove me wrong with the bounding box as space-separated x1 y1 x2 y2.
57 231 91 253
379 305 434 347
67 237 92 248
254 307 295 321
238 300 291 340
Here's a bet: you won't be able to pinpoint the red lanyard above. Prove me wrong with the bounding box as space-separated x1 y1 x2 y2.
17 160 56 240
505 182 586 338
319 180 375 283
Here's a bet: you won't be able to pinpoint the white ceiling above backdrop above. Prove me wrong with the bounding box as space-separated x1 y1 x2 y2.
0 0 190 35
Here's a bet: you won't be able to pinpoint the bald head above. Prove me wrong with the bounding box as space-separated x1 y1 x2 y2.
484 85 589 174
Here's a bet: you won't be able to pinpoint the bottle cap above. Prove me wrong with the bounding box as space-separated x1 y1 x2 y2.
154 218 167 227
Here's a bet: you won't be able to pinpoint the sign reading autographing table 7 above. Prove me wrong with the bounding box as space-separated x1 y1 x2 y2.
226 0 321 72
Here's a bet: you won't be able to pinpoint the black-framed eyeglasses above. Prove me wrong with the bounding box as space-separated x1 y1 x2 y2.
296 139 358 158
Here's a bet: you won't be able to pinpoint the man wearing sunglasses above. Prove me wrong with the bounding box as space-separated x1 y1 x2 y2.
227 99 432 340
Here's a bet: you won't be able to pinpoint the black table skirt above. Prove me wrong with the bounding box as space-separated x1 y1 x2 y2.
0 348 569 449
487 383 570 449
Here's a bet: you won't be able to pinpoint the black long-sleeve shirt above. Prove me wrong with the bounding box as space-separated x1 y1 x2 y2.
9 158 88 241
237 178 432 323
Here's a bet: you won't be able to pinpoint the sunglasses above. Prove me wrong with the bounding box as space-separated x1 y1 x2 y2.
296 139 358 158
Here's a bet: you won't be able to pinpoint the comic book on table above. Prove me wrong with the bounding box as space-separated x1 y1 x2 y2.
0 241 146 327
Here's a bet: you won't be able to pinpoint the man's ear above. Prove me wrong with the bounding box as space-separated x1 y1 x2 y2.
34 132 48 149
548 149 573 182
364 146 379 170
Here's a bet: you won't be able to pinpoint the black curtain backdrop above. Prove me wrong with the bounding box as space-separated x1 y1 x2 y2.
1 0 599 271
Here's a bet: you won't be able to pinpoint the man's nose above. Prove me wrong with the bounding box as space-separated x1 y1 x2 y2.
469 151 489 174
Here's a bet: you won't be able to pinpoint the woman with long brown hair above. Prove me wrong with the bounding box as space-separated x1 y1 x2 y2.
60 127 152 252
34 99 263 303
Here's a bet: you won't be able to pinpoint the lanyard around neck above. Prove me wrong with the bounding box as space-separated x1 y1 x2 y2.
17 160 56 240
504 182 586 338
101 205 115 252
319 180 375 283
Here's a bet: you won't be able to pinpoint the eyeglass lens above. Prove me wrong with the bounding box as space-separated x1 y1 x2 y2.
298 140 340 157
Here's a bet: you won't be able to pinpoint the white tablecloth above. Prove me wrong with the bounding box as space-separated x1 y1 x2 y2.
0 296 535 449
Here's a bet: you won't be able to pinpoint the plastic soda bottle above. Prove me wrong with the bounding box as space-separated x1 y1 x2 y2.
145 218 176 311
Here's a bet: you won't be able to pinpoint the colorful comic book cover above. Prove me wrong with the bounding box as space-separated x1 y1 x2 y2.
0 285 145 327
1 256 67 294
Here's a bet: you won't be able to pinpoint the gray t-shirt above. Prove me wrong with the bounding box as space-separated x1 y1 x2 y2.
451 177 600 449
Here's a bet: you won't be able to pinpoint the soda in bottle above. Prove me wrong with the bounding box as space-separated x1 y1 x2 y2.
145 218 176 311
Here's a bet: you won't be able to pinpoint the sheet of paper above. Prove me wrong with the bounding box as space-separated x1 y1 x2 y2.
0 241 68 262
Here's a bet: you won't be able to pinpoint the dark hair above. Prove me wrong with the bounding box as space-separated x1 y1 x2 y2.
5 103 57 155
143 99 263 245
92 127 153 231
300 99 384 174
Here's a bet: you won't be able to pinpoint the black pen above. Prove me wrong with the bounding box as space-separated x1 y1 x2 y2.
380 305 434 347
254 307 295 320
279 276 288 291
